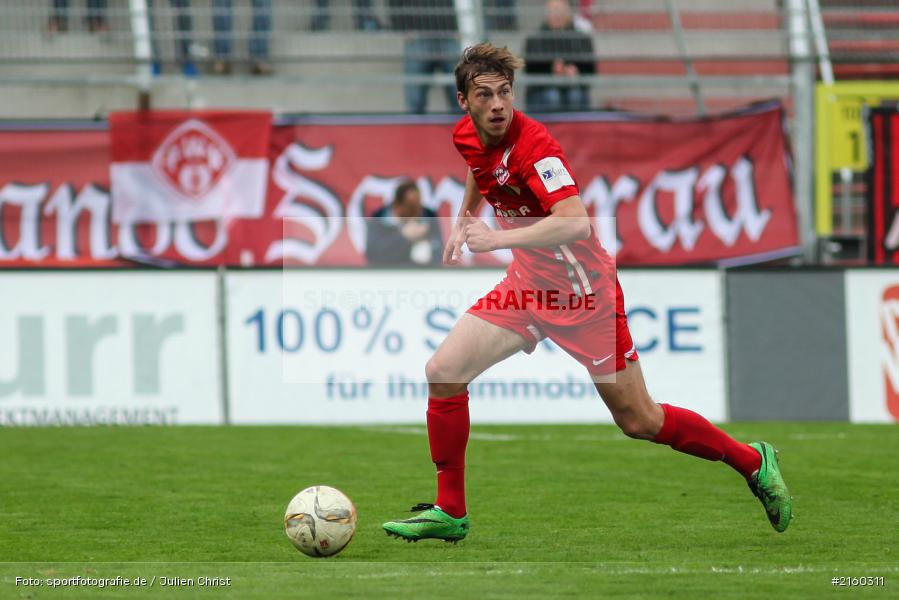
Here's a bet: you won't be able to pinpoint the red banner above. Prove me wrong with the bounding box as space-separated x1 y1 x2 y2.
0 104 798 268
868 108 899 265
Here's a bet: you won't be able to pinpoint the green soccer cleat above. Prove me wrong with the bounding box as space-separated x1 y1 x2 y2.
382 503 470 543
747 441 793 533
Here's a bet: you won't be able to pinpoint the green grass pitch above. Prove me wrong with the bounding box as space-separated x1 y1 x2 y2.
1 423 896 598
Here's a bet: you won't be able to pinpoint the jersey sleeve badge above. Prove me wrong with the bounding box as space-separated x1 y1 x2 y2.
534 157 575 192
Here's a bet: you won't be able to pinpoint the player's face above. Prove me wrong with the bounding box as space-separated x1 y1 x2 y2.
458 73 514 146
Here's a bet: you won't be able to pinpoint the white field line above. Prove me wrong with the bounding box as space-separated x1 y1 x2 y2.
367 427 857 444
363 426 519 441
786 432 848 440
362 427 628 442
320 564 899 579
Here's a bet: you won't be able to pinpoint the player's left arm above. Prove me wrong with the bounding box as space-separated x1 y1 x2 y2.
464 196 590 252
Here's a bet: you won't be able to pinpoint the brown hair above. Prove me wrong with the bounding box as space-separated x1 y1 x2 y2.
454 43 525 95
393 179 419 205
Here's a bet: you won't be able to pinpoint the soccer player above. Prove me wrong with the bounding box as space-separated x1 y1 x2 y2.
382 43 792 543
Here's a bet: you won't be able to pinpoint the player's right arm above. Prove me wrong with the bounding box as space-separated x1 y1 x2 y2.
443 168 485 265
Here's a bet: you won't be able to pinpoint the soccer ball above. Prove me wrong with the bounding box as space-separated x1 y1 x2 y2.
284 485 357 558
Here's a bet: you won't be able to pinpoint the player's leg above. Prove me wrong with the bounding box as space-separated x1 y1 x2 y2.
591 359 761 468
591 361 792 532
383 312 531 542
424 312 529 512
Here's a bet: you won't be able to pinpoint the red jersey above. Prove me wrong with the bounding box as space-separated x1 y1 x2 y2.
453 111 615 302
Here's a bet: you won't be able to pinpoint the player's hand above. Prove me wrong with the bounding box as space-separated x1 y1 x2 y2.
400 219 429 242
442 212 470 265
463 211 497 253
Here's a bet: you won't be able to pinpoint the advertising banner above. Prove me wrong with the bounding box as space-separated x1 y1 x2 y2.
814 82 899 235
867 108 899 265
225 269 726 424
846 270 899 423
0 104 798 268
0 272 222 425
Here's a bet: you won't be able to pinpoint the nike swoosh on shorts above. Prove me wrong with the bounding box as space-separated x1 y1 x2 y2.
591 353 614 366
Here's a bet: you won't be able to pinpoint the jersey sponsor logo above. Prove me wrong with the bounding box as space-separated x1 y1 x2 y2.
534 157 575 193
494 203 530 219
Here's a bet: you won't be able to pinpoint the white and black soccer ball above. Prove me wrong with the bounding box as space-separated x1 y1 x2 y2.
284 485 357 558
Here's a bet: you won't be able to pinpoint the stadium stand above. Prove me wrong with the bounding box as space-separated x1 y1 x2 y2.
0 0 791 118
820 0 899 79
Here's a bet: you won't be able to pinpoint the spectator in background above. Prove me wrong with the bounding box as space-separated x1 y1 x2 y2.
48 0 107 33
311 0 381 32
148 0 197 76
524 0 596 112
211 0 273 75
366 180 443 266
483 0 517 33
389 0 460 114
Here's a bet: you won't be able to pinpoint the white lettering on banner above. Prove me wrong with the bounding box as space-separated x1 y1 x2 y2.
582 156 771 255
581 175 639 255
265 142 342 264
44 184 117 260
0 183 51 260
699 158 771 246
0 153 772 265
638 167 704 252
418 177 466 220
0 182 228 262
346 174 405 254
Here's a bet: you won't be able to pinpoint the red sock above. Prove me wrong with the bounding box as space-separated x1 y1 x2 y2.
427 392 469 518
653 403 761 479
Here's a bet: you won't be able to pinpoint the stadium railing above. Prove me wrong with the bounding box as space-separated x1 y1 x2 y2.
0 0 791 117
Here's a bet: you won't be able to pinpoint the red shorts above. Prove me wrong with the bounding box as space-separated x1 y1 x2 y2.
467 272 638 375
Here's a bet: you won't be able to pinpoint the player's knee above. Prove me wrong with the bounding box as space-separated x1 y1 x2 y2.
425 354 460 385
614 409 657 440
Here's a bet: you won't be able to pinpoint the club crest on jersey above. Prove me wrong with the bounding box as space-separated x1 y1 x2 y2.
493 165 510 185
493 144 516 186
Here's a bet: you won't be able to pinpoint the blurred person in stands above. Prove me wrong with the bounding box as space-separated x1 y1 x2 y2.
523 0 595 112
311 0 382 32
389 0 460 114
148 0 197 76
211 0 273 75
47 0 107 33
483 0 517 33
366 180 443 266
